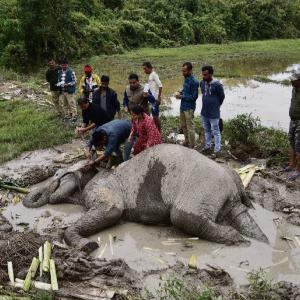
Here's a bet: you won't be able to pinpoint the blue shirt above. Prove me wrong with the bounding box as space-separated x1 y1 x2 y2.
180 75 199 112
89 120 132 156
200 79 225 119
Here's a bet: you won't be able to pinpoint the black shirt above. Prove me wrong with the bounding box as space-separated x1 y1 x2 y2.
46 67 61 91
82 103 111 127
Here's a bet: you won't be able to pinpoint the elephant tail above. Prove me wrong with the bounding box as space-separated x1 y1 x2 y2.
23 186 49 208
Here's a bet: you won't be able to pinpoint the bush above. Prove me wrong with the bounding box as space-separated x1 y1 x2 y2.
0 42 29 73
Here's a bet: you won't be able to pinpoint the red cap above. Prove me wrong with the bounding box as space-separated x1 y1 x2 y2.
84 65 93 73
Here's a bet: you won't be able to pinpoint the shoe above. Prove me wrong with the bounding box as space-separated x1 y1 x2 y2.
288 171 300 181
211 151 221 159
201 147 211 154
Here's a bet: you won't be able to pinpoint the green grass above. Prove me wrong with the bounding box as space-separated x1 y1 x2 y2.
0 100 74 163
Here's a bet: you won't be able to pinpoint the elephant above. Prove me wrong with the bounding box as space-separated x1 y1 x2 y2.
23 144 268 253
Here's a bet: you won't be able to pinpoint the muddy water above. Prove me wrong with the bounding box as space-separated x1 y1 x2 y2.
165 64 299 131
4 201 300 289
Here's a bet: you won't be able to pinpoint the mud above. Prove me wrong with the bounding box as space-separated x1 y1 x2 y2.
0 140 85 188
248 173 300 226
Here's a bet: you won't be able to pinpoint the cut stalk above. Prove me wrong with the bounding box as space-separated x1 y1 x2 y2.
7 261 14 286
38 246 43 277
14 278 52 291
50 259 58 291
42 241 52 272
23 257 40 291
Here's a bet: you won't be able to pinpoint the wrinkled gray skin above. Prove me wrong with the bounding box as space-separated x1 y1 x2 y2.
23 144 268 253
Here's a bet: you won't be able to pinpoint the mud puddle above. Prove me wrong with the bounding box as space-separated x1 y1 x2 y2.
2 199 300 291
2 202 84 233
87 203 300 289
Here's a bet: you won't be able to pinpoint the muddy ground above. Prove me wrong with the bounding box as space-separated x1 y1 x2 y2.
1 143 300 299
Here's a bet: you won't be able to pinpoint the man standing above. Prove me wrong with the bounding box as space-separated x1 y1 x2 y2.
93 75 121 120
285 68 300 181
175 62 199 148
123 73 155 114
57 58 77 119
85 119 132 166
45 59 61 114
143 62 163 131
200 65 225 157
79 65 101 101
75 97 111 136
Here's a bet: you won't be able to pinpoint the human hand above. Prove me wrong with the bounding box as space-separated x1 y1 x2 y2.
124 106 128 113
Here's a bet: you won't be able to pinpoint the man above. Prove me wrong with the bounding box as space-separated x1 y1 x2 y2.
85 119 132 166
200 65 225 157
175 62 199 148
75 97 111 136
93 75 121 120
57 58 77 118
143 62 163 131
79 65 101 101
285 68 300 181
45 59 61 114
123 73 155 114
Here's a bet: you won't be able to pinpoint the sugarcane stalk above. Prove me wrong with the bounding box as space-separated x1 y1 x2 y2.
14 278 52 291
7 261 14 286
0 183 29 194
42 241 52 272
23 257 40 291
50 259 58 291
39 246 43 277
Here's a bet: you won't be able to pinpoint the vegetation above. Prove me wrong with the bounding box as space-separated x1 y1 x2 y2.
0 100 73 163
1 0 300 71
141 278 219 300
223 114 289 164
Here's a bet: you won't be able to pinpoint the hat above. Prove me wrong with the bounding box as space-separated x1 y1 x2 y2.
289 67 300 81
84 65 93 73
143 83 150 93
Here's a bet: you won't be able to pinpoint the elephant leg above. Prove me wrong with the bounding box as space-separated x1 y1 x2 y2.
49 175 78 204
228 210 268 243
171 207 247 245
64 206 123 253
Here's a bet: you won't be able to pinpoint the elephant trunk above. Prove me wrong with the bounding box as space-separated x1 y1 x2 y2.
22 186 49 208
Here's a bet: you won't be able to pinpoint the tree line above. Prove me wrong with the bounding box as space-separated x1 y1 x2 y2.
1 0 300 72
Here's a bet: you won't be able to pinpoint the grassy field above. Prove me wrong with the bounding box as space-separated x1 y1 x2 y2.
0 100 73 163
0 39 297 163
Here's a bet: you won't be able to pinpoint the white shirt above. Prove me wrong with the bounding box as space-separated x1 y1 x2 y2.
148 71 163 100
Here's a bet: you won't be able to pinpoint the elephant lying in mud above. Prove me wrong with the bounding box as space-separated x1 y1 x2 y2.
23 144 268 253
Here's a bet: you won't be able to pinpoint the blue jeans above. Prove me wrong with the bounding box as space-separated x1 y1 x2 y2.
123 135 137 161
201 115 221 152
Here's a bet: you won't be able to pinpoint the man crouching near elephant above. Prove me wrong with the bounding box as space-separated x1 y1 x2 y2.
85 119 132 168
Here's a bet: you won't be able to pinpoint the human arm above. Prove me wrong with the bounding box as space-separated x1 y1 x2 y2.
79 76 85 94
76 123 96 135
45 70 50 83
182 79 199 102
67 71 77 86
113 91 121 117
123 91 129 112
154 73 163 103
216 83 225 105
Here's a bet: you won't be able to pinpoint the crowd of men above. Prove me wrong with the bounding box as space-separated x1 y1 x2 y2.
46 58 300 180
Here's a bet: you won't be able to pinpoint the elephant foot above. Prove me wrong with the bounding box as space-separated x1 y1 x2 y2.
78 238 99 253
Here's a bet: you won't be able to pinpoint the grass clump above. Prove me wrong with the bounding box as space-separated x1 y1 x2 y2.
223 114 289 165
0 100 73 163
141 278 219 300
